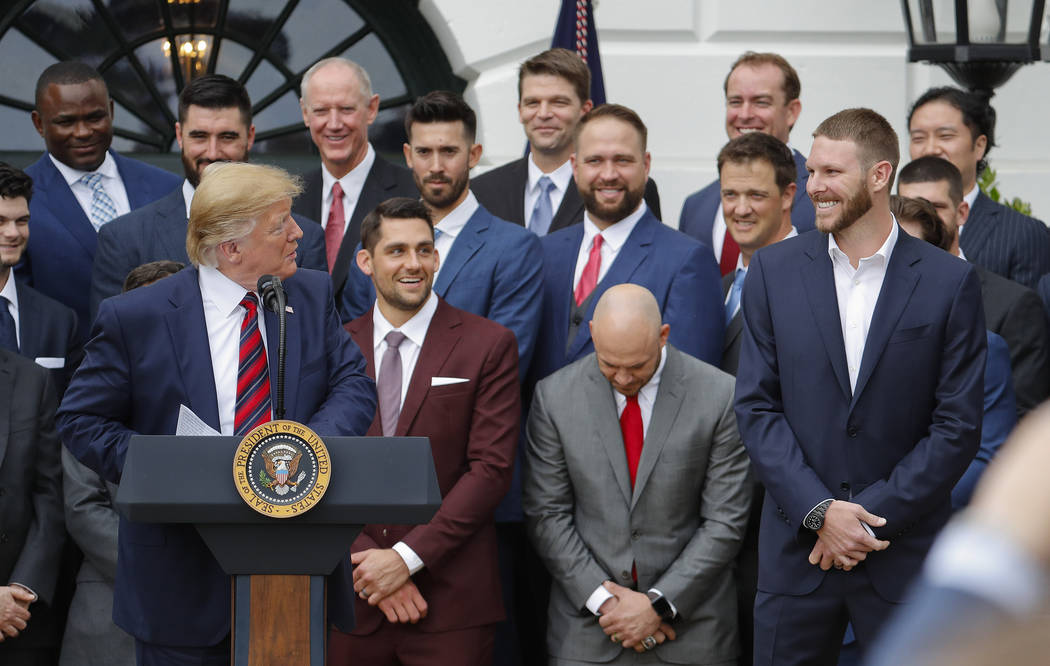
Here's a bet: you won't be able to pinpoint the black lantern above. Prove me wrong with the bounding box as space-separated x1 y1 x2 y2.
900 0 1047 100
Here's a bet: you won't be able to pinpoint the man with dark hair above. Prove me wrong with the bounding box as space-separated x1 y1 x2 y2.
90 73 326 315
121 259 185 292
908 86 1050 288
21 61 181 342
472 47 660 235
735 107 986 663
296 58 417 303
898 155 1049 418
680 51 816 276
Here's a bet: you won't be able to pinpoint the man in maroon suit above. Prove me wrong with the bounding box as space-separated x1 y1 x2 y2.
327 197 520 665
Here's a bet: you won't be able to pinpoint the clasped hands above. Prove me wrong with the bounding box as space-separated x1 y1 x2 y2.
351 548 427 624
597 581 675 652
0 585 34 641
808 500 890 571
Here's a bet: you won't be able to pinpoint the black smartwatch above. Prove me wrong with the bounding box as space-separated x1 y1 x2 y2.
646 590 675 622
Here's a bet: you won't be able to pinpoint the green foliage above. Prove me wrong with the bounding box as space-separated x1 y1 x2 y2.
259 468 273 488
978 167 1034 217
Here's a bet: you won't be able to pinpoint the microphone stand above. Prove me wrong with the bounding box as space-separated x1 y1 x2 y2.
257 275 287 420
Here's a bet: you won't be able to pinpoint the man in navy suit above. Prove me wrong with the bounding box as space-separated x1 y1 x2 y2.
679 52 815 276
57 162 376 664
735 108 986 664
529 103 724 390
91 74 326 318
908 87 1050 289
20 62 181 342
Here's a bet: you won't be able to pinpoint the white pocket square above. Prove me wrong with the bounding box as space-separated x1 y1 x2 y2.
431 376 469 386
35 357 65 369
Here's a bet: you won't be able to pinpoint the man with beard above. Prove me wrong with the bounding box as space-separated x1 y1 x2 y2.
89 74 326 315
734 108 986 664
528 104 724 390
328 197 519 665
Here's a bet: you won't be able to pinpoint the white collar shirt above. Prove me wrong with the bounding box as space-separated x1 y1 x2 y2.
612 345 667 438
182 179 195 219
50 151 132 222
321 143 376 232
573 202 647 289
524 156 573 226
433 191 479 278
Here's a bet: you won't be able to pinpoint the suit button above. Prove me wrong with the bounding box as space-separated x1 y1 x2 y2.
847 426 858 438
572 312 583 325
382 529 388 537
621 571 631 581
840 483 850 492
631 530 639 541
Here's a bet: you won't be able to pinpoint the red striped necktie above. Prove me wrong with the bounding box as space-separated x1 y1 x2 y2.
235 293 272 436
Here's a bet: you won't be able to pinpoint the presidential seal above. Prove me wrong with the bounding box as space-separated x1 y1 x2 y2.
233 420 331 518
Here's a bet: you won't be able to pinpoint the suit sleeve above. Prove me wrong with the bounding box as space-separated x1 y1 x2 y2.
400 329 519 570
62 447 120 583
294 213 328 273
90 222 135 321
652 384 752 616
999 287 1050 417
665 243 724 366
484 232 543 381
340 248 375 324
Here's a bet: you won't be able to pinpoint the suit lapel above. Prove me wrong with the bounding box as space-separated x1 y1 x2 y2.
506 158 529 227
263 286 302 420
434 208 487 295
958 193 996 259
801 233 852 400
548 227 582 357
396 300 461 435
155 190 189 260
551 178 585 233
15 283 39 358
0 355 11 465
631 348 683 509
38 156 97 258
585 361 633 506
163 268 220 430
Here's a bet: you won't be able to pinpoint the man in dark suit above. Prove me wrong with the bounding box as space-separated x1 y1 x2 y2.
91 74 326 317
908 86 1050 289
898 155 1049 418
524 284 751 664
20 62 181 342
679 52 816 276
472 48 661 234
328 197 519 665
735 108 986 664
529 103 724 389
58 162 376 664
295 58 417 302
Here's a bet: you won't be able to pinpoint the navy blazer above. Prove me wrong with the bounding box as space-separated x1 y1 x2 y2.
19 151 181 342
14 281 80 395
343 202 543 379
57 266 376 647
961 192 1050 289
528 207 724 390
734 228 986 602
678 148 815 250
90 187 327 318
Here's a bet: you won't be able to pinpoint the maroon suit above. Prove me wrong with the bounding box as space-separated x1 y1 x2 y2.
330 297 520 664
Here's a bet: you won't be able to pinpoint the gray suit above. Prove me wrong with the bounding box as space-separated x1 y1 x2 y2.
524 346 751 665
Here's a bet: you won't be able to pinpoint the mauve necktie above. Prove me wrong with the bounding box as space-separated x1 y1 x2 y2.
378 330 408 436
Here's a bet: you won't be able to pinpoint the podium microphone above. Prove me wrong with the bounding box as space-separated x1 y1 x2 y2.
257 274 287 420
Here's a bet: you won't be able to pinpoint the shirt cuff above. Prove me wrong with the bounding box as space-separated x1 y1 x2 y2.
585 584 614 616
648 587 678 618
9 583 38 602
392 542 424 575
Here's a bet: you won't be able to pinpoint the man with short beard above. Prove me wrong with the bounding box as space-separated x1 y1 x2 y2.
734 108 986 664
89 74 326 315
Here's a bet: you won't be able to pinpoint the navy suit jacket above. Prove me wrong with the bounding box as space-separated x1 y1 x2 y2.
19 151 181 342
734 228 986 603
678 148 815 250
961 192 1050 289
14 281 80 395
528 208 724 390
56 266 376 647
343 202 543 379
90 187 326 318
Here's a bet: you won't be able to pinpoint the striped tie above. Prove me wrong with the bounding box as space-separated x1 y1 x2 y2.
235 293 272 436
80 172 118 230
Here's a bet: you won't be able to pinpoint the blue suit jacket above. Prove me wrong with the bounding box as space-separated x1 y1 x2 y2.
961 192 1050 289
19 151 181 342
56 266 376 647
15 281 80 395
678 148 815 250
528 208 724 390
90 187 326 318
343 202 543 380
734 228 986 603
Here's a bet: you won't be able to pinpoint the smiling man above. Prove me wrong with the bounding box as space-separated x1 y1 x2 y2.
679 52 815 275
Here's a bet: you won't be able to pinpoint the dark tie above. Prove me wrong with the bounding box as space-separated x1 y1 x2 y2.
0 297 17 352
325 182 345 273
621 394 643 488
378 330 408 436
574 234 603 306
719 228 740 277
234 293 272 436
528 175 556 236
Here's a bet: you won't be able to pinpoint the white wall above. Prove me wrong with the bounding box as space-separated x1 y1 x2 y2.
422 0 1050 225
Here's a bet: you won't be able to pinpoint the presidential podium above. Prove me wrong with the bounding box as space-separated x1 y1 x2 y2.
116 434 442 666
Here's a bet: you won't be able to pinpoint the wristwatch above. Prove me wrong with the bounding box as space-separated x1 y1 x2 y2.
646 590 675 622
804 499 834 531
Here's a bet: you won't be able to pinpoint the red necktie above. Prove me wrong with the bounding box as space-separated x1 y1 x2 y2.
574 234 603 306
235 294 272 436
325 182 345 273
719 227 740 277
621 394 643 488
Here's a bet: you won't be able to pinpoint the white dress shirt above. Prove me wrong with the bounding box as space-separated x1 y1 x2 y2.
573 203 648 289
371 292 439 574
0 272 20 348
828 220 899 392
49 152 131 222
321 143 376 232
198 265 270 436
181 179 195 219
433 191 480 278
524 156 573 224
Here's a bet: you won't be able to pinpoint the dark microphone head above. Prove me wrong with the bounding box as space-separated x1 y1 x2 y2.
257 274 284 313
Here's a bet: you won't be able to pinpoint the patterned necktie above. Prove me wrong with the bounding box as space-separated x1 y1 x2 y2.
720 228 740 277
325 182 345 273
234 293 272 436
621 394 643 488
724 268 746 325
0 297 17 352
528 175 556 236
80 172 118 230
378 330 408 436
574 234 603 306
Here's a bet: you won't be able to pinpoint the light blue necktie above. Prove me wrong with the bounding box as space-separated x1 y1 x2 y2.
528 176 556 236
724 268 746 325
81 172 118 230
